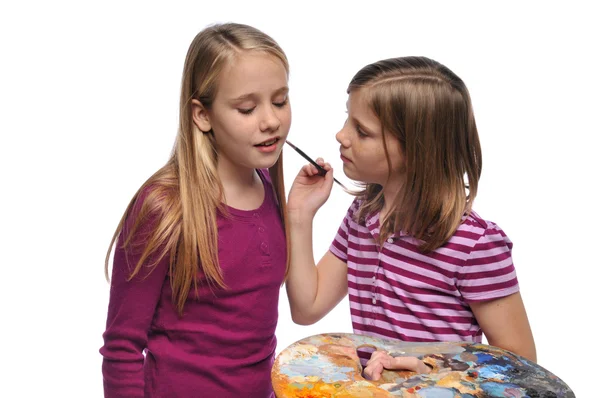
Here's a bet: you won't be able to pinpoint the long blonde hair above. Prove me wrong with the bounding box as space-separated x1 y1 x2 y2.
105 23 290 315
349 56 482 252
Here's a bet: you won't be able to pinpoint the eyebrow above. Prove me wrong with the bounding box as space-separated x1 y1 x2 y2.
230 86 289 102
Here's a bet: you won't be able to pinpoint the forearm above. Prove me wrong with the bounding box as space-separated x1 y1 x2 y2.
488 334 537 363
101 300 148 398
471 293 537 363
101 276 153 398
101 209 168 397
102 356 145 398
286 211 320 324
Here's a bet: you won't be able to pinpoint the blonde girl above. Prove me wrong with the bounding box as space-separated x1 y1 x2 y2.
100 23 291 397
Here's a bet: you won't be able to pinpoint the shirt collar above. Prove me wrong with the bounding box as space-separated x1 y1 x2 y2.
364 209 408 241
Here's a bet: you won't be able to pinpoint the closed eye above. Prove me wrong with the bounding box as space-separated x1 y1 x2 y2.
356 124 368 138
273 98 289 108
238 107 255 115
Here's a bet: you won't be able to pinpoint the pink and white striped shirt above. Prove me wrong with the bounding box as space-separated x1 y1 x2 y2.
330 198 519 345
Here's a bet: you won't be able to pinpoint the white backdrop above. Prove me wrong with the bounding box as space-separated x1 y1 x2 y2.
1 1 598 396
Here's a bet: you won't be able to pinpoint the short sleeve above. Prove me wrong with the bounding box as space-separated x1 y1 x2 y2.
329 199 360 262
457 222 520 302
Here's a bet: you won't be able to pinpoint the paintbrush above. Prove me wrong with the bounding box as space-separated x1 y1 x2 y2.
285 140 346 189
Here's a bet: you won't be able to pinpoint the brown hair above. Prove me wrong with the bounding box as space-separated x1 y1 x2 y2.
104 23 290 315
349 56 482 252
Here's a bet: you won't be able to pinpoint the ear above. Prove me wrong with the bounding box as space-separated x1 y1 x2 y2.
191 99 212 133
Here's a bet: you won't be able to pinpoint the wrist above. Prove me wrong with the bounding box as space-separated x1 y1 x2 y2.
287 208 315 227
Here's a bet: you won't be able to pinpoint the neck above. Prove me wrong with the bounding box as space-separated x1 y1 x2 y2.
217 156 257 189
215 156 263 209
380 175 406 220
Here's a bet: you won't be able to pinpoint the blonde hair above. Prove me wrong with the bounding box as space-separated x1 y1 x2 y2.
349 56 482 252
105 23 290 315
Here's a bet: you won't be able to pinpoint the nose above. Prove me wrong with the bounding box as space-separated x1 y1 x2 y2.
259 105 281 132
336 123 351 147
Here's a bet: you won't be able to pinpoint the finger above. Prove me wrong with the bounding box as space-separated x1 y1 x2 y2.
374 350 391 360
301 164 314 176
365 350 385 367
363 366 372 380
390 356 429 373
310 163 321 175
306 163 322 176
317 163 332 173
365 357 376 368
366 352 390 372
315 158 334 172
420 362 432 374
365 362 383 381
363 363 375 380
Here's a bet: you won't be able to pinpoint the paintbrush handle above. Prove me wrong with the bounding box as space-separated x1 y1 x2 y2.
285 140 326 175
286 140 347 189
293 147 327 176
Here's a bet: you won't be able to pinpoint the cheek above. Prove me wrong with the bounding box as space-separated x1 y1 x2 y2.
389 147 406 171
280 109 292 132
216 116 252 138
359 142 383 165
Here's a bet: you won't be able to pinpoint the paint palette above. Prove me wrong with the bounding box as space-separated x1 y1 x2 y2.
271 333 574 397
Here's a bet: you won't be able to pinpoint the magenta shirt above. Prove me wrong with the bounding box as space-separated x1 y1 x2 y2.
100 170 286 397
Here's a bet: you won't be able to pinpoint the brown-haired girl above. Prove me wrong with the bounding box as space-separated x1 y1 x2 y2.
286 56 536 381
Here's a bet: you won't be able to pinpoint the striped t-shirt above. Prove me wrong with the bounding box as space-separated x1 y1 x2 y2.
329 198 519 345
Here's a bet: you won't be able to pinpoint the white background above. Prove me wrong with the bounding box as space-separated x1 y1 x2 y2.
1 1 598 396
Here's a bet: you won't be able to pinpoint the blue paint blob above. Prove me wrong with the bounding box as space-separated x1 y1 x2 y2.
477 364 512 380
475 353 494 363
418 387 458 397
481 381 525 397
279 356 354 383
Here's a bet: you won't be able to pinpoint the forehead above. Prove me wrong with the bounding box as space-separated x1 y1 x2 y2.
347 89 380 124
347 88 372 111
215 51 288 99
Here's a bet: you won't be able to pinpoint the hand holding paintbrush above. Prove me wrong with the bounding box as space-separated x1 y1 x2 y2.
285 140 346 189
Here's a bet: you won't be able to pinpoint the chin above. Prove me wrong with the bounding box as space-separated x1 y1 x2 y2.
256 155 281 170
342 164 359 180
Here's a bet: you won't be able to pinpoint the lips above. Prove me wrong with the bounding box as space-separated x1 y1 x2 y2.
255 137 280 147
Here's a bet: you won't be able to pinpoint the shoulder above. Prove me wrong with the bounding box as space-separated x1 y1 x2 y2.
453 210 513 254
124 177 180 234
348 197 363 217
134 184 177 217
337 197 362 227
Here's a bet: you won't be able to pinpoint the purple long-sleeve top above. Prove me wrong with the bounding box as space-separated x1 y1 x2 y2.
100 170 286 397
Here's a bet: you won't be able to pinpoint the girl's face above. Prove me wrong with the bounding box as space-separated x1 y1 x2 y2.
336 88 405 187
195 51 291 174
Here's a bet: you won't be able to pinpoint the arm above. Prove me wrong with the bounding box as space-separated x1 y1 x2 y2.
459 221 536 362
285 160 348 325
470 292 537 362
286 249 348 325
362 294 537 380
100 194 169 397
